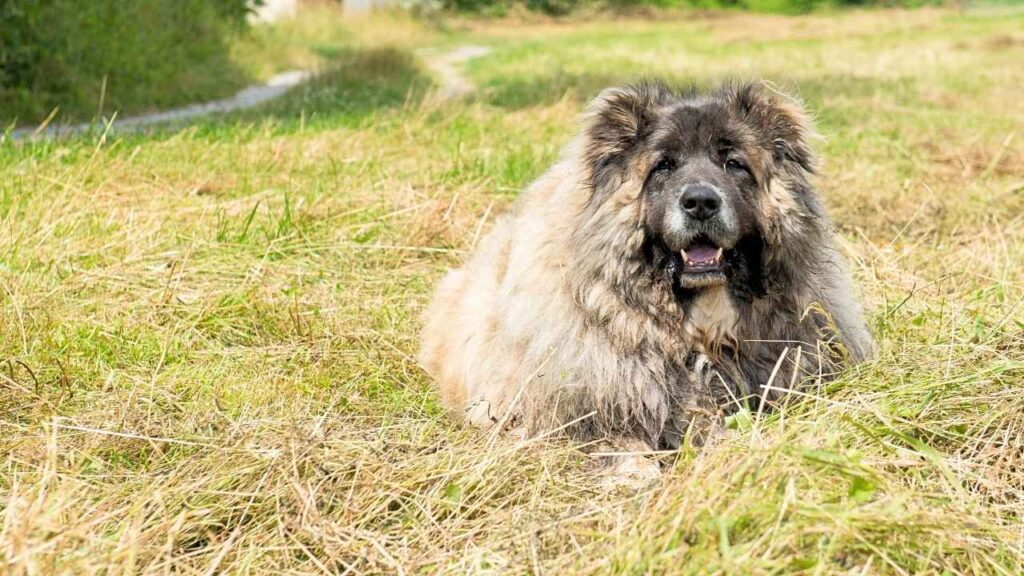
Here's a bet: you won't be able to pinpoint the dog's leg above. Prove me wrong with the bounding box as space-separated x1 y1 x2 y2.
661 352 739 449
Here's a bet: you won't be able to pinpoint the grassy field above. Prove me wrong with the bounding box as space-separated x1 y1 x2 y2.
2 6 1023 574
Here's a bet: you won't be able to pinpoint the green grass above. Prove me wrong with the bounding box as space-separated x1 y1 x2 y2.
0 0 253 127
2 6 1024 574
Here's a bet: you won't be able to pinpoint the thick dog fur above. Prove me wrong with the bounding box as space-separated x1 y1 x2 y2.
420 81 874 450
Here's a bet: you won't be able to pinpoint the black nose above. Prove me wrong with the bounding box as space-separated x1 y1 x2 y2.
680 185 721 221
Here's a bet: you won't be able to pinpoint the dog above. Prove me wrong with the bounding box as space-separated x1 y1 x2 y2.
420 81 873 454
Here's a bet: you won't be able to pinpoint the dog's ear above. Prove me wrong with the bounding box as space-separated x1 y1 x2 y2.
727 82 817 175
582 83 671 195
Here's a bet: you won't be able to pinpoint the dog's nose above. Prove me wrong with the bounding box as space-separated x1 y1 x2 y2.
680 185 721 221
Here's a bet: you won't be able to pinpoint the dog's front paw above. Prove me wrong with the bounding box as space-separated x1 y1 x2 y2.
589 438 662 490
465 398 498 429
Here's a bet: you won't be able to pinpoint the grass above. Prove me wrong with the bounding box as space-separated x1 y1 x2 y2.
0 0 253 127
2 5 1024 574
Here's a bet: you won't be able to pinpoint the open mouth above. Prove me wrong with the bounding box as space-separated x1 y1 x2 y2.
672 236 728 289
681 242 724 274
649 234 730 293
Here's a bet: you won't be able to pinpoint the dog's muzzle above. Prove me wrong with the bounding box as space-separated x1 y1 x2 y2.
662 184 738 289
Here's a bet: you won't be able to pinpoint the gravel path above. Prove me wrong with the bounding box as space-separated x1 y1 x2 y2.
7 70 311 142
6 44 490 142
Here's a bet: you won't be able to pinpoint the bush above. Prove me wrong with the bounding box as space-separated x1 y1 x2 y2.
0 0 253 126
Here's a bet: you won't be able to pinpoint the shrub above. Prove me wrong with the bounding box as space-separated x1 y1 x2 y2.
0 0 253 126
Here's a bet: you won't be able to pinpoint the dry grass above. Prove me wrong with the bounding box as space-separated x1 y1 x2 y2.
2 6 1024 574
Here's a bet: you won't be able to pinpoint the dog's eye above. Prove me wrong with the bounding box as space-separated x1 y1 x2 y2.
651 156 677 176
725 158 749 175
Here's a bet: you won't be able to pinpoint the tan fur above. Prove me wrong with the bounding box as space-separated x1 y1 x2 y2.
421 141 718 443
685 287 739 353
762 178 808 244
420 82 874 449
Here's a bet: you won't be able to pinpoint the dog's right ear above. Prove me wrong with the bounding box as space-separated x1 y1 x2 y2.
582 83 671 196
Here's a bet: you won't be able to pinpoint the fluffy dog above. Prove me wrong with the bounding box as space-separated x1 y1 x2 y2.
420 82 873 451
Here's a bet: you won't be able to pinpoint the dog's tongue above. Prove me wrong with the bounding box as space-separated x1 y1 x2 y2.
683 245 721 265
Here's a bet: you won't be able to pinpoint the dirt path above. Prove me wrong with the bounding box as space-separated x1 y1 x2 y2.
6 44 490 142
418 45 492 101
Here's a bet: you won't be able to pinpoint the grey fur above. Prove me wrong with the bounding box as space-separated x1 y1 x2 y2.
420 81 874 449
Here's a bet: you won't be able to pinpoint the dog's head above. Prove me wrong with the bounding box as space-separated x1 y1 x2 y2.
580 81 825 299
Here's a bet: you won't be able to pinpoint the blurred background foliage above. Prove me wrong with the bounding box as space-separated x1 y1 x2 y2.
0 0 253 125
0 0 976 127
427 0 946 16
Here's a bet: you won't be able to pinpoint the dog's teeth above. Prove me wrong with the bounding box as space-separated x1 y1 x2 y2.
715 248 723 259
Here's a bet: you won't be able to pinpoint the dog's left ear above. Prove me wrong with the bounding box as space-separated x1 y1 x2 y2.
727 82 817 175
582 83 672 195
